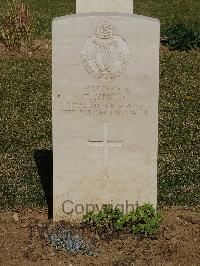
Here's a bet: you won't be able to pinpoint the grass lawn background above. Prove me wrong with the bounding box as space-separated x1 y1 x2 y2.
0 0 199 37
0 0 199 208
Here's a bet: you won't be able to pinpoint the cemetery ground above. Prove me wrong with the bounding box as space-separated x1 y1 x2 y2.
0 207 200 265
0 0 200 265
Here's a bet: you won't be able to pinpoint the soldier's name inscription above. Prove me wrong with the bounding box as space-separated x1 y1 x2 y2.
59 85 149 117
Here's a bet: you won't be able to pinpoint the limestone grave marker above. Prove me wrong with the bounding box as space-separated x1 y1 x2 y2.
76 0 133 14
52 10 160 221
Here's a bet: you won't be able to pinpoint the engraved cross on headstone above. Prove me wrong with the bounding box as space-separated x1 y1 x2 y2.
88 123 123 178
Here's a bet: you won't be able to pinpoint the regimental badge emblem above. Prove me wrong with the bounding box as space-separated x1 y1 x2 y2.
81 23 130 80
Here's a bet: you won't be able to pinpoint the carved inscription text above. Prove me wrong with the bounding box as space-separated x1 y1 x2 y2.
60 85 149 118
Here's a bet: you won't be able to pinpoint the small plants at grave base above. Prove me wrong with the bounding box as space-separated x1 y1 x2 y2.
0 0 34 52
162 24 200 52
47 228 98 256
82 203 163 236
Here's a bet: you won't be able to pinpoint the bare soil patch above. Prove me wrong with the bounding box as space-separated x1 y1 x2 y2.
0 41 199 59
0 39 51 59
0 208 200 265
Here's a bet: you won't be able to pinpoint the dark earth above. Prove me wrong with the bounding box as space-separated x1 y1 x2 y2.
0 207 200 265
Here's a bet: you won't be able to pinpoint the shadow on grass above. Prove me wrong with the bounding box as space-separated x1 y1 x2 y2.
34 150 53 219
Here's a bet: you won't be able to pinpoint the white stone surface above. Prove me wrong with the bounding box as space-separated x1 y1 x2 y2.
52 14 160 221
76 0 133 14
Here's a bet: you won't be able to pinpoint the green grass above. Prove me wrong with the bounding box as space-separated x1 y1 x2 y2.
0 0 199 37
0 0 76 38
0 52 199 208
134 0 200 34
158 52 200 206
0 59 52 207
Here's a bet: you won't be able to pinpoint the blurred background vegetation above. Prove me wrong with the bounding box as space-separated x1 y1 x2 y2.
0 0 199 37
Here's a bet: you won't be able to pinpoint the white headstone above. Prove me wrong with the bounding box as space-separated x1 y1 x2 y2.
76 0 133 14
52 14 160 221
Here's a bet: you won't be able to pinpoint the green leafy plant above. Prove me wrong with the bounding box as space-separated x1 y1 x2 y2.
83 205 123 233
82 203 162 236
131 204 162 235
162 24 200 51
0 0 34 51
